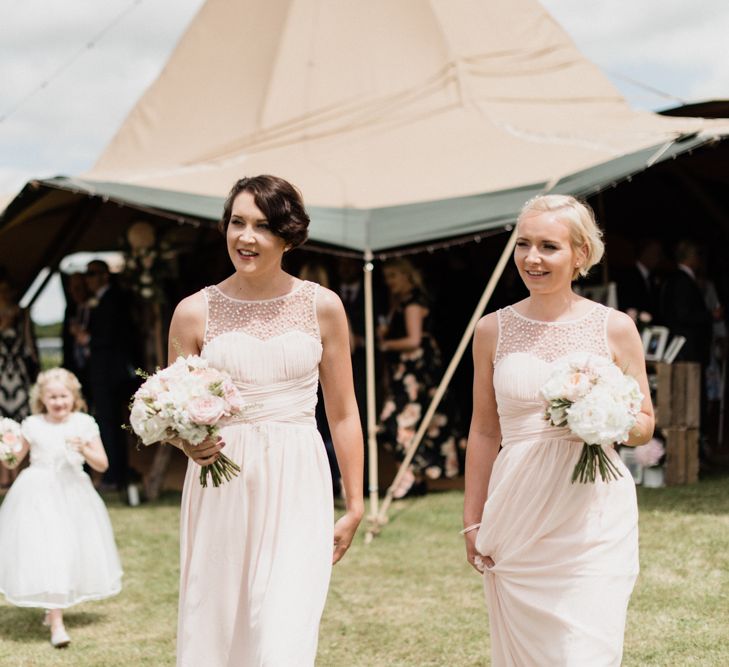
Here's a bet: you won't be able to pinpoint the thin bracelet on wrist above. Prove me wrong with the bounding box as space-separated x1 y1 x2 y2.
459 522 481 535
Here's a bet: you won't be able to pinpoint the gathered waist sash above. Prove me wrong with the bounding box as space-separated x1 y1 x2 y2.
224 373 318 429
225 414 316 428
500 425 584 448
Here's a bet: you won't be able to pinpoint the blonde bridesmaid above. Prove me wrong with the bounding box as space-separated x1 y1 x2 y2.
463 195 654 666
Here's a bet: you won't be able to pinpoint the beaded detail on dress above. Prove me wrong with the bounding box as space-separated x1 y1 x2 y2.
494 303 611 365
203 281 319 346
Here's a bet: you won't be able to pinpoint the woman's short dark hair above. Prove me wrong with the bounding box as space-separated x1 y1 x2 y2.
219 175 309 248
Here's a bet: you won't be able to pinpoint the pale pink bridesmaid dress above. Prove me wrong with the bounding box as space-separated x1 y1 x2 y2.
475 304 639 666
177 281 333 667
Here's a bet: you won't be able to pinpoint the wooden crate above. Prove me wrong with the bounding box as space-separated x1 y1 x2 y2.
654 362 701 429
663 427 700 485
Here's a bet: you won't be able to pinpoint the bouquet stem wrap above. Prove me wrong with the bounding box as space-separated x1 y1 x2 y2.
571 444 624 484
199 453 241 488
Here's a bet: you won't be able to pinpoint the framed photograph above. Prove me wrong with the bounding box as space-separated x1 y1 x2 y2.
641 326 669 362
662 335 687 364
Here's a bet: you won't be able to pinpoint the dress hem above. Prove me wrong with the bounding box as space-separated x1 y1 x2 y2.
0 574 123 610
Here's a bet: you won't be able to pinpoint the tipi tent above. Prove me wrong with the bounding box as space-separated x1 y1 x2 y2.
89 0 727 212
3 0 728 285
2 0 729 521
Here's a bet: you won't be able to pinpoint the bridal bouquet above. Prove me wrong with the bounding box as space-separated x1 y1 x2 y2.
541 353 643 483
129 355 252 487
0 418 23 466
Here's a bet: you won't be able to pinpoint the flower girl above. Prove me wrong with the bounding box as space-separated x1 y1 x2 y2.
0 368 122 648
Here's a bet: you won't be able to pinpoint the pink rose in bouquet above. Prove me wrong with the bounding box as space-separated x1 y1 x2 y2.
188 395 227 426
129 355 255 487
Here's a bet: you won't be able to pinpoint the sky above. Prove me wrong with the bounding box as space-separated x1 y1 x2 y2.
1 0 728 323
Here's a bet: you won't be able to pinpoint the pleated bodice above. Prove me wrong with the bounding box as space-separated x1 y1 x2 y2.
201 281 322 427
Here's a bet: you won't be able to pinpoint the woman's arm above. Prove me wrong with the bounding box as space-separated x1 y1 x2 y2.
167 293 204 363
380 303 427 352
317 287 365 564
166 293 223 466
608 310 655 446
463 314 502 572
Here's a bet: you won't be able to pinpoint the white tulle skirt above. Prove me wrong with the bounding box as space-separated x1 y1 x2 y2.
0 464 123 609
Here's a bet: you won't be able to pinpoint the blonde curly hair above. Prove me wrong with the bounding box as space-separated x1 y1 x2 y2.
518 194 605 279
30 368 87 415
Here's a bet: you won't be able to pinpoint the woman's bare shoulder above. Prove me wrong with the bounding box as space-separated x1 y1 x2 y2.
172 290 206 325
314 285 344 316
606 308 639 337
475 312 499 340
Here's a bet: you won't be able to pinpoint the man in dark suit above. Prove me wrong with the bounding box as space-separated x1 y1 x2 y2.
84 260 135 490
660 241 712 364
617 239 662 322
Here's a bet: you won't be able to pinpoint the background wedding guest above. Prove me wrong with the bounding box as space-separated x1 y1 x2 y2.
659 240 714 461
0 268 39 488
83 260 136 491
617 238 662 323
377 258 460 498
659 240 713 364
62 272 92 391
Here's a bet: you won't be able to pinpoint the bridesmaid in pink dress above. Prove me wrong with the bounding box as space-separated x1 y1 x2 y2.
167 176 364 666
463 195 655 666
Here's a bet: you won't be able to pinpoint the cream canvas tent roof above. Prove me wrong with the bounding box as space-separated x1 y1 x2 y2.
3 0 729 292
88 0 728 213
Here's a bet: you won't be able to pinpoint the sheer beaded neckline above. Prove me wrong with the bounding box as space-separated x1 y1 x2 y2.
212 280 306 304
506 303 600 325
203 280 320 345
495 302 611 365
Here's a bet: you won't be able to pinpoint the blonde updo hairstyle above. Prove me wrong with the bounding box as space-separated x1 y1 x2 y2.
518 194 604 280
30 368 87 415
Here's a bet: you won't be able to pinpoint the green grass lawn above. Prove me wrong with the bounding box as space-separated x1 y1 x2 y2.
0 475 726 666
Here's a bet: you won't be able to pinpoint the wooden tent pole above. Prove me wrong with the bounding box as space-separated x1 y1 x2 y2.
365 225 519 541
363 251 380 542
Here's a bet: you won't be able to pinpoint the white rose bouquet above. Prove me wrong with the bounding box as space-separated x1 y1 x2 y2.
129 355 253 487
541 353 644 483
0 418 23 467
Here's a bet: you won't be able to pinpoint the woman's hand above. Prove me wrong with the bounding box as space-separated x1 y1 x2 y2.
178 435 225 466
464 531 494 574
332 510 363 564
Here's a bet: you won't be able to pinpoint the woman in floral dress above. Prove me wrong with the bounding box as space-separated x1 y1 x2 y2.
378 259 461 497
